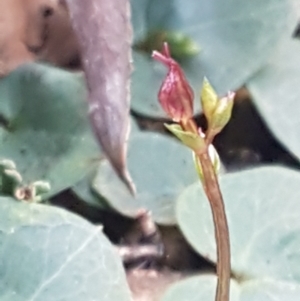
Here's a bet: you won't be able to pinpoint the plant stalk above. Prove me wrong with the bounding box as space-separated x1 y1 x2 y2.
199 150 231 301
181 119 231 301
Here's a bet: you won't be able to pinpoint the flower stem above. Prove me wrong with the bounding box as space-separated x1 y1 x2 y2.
181 117 231 301
198 150 231 301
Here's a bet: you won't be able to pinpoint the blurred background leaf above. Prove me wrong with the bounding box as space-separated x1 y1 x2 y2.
0 63 100 199
93 132 198 225
248 39 300 162
130 0 297 118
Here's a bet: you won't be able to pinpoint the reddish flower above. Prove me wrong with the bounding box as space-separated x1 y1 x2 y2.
152 43 194 123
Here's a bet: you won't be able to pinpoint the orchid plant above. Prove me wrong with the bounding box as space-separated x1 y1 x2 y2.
152 43 234 301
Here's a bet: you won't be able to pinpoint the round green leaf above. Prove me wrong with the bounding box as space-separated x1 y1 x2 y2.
131 52 168 118
130 117 140 132
0 197 131 301
162 275 300 301
72 166 109 209
240 279 300 301
71 117 140 209
177 166 300 283
0 63 100 198
131 0 150 44
248 39 300 161
162 275 240 301
130 0 297 118
93 132 198 224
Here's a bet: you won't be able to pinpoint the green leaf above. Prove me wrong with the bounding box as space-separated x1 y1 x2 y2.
161 275 300 301
248 39 300 161
0 197 131 301
130 0 297 118
0 63 100 198
71 117 140 209
162 275 240 301
130 117 140 132
93 132 198 224
177 166 300 283
164 124 206 153
72 165 109 209
239 279 300 301
131 52 168 118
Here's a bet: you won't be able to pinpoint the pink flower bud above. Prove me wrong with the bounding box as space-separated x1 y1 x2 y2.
152 43 194 123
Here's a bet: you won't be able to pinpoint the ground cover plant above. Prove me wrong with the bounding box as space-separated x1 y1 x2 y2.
0 0 300 300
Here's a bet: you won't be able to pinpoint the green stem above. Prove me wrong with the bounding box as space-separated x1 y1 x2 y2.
198 150 231 301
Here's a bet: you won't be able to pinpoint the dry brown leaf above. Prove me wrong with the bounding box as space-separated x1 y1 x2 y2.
66 0 134 192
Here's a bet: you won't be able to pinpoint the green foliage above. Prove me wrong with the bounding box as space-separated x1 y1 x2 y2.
0 197 131 301
1 1 300 299
130 0 297 118
71 117 140 209
162 276 239 301
72 165 109 209
164 124 206 152
0 63 100 199
0 159 50 201
248 39 300 161
162 275 300 301
174 166 300 299
0 159 23 196
93 132 198 224
129 117 140 132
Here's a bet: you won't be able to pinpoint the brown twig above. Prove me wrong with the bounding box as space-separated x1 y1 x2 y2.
182 120 231 301
198 151 231 301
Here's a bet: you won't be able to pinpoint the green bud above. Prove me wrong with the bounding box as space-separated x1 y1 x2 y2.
0 159 16 171
32 181 51 196
4 169 22 184
209 91 235 135
2 169 23 196
165 124 206 153
201 78 218 122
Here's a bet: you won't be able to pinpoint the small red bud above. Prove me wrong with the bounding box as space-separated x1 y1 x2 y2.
152 43 194 123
